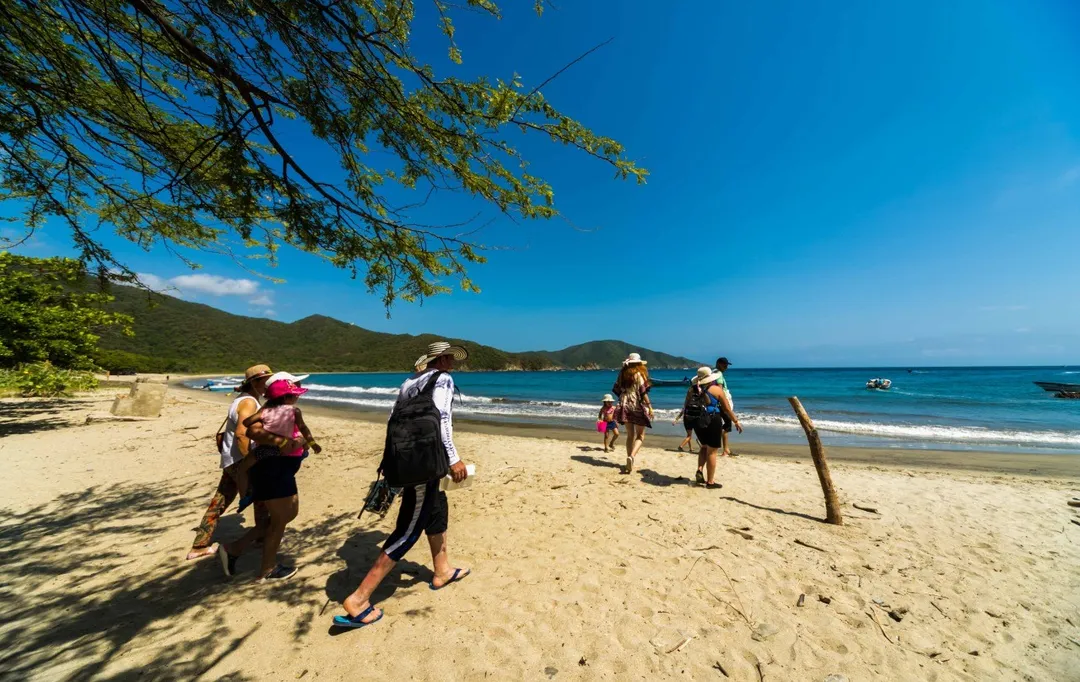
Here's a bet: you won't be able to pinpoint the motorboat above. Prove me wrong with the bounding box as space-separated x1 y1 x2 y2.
866 378 892 390
202 378 240 392
650 377 691 388
1034 381 1080 398
1034 381 1080 393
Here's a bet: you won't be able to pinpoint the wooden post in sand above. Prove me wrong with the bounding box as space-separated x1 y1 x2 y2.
788 397 843 526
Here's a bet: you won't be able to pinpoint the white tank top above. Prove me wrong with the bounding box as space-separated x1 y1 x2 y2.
220 395 259 469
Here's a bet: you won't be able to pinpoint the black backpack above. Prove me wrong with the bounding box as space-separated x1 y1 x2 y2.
380 371 451 486
682 385 712 430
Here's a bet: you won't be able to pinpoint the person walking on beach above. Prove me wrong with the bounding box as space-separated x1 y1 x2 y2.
217 372 316 582
691 366 742 488
333 341 472 629
714 357 737 456
672 383 698 452
185 365 272 561
598 394 620 452
612 353 654 475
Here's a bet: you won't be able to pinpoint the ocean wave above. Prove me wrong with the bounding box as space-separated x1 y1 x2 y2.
739 414 1080 447
304 383 400 395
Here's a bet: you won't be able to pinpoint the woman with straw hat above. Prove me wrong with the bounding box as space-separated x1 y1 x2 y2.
185 364 272 561
691 366 742 488
612 353 654 474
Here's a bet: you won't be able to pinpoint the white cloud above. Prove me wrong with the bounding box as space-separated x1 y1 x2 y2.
170 274 260 296
137 271 274 309
263 309 277 317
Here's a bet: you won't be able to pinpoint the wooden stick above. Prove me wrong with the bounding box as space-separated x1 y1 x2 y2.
788 397 843 525
794 538 826 553
853 503 879 514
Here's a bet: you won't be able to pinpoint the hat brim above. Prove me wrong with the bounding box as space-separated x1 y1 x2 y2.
697 372 723 386
236 370 272 392
420 345 469 365
623 359 647 366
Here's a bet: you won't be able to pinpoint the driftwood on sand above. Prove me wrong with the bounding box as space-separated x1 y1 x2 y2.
788 396 843 525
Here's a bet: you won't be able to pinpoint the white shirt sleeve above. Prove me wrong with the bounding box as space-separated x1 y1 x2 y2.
432 373 460 466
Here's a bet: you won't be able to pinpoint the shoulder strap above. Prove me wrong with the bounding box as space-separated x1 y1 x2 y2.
421 370 444 396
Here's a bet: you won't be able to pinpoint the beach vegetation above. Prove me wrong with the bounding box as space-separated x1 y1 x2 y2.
1 0 645 310
0 362 99 397
0 253 132 371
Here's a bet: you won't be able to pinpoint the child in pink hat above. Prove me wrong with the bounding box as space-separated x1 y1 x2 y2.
243 372 321 459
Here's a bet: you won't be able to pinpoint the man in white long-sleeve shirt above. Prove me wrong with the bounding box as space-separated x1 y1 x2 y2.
335 342 471 629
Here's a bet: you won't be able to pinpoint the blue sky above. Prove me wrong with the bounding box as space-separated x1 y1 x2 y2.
8 0 1080 366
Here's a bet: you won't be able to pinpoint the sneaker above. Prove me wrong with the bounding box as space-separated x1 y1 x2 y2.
695 470 705 485
257 564 298 583
217 544 239 578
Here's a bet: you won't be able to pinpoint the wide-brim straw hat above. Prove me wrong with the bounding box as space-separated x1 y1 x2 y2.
236 364 272 391
414 355 429 370
417 341 469 366
602 394 614 403
692 365 723 386
623 352 647 366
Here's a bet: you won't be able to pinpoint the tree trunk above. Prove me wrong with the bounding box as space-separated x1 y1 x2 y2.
788 397 843 525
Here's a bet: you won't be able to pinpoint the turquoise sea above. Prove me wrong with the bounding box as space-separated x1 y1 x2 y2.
191 366 1080 454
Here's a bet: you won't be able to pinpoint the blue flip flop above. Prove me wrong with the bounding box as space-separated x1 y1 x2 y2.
430 567 471 591
332 605 383 629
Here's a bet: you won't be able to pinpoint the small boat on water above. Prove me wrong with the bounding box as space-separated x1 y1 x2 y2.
1034 381 1080 399
650 377 692 388
866 378 892 390
202 378 241 392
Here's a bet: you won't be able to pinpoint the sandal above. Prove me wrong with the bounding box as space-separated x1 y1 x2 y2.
332 604 383 629
695 470 705 486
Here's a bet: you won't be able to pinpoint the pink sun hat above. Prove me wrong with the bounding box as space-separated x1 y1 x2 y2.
265 371 309 400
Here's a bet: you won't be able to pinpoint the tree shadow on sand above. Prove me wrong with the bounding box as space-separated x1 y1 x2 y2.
0 479 315 680
0 398 84 437
305 513 440 636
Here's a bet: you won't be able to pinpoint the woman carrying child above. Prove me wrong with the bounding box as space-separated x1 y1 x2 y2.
218 372 321 582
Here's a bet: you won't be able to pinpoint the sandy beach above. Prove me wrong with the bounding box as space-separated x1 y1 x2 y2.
2 385 1079 681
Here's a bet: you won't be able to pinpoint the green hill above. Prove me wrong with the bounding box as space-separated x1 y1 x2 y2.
519 340 699 370
94 285 698 373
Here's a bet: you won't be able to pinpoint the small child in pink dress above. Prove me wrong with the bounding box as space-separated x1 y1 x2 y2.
244 376 322 459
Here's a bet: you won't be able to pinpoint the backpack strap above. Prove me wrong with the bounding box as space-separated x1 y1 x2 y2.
421 370 444 396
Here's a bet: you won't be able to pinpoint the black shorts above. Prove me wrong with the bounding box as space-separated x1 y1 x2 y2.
249 456 302 501
383 479 449 561
682 417 694 433
719 412 733 433
693 413 726 449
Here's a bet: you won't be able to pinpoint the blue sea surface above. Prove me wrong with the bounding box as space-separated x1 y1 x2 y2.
191 367 1080 454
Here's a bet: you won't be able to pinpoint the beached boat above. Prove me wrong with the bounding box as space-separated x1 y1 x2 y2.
866 378 892 390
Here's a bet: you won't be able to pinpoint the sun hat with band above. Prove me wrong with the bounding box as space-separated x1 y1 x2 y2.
416 341 469 367
622 352 647 366
602 394 615 403
692 366 723 386
265 371 309 400
236 364 272 391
